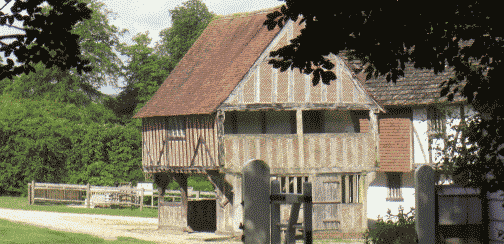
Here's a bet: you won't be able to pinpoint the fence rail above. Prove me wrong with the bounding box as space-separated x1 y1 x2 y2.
28 181 216 211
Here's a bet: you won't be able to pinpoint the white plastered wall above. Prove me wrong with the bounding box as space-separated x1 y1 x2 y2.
413 108 429 165
366 171 416 222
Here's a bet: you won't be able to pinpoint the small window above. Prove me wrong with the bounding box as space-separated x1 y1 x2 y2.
341 174 360 203
275 176 309 194
166 117 186 140
428 106 446 137
386 172 403 202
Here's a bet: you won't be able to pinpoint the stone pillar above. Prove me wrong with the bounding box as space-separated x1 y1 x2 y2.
415 165 435 244
242 159 270 244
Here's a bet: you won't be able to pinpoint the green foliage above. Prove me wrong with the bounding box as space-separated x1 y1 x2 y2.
364 206 417 244
110 0 214 121
0 0 93 80
0 94 143 196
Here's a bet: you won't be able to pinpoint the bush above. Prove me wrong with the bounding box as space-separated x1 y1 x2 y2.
364 206 418 244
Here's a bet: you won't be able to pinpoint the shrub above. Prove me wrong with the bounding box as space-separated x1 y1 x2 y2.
364 206 418 244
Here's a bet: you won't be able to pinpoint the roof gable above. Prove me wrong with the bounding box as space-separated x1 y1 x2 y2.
220 19 382 111
133 7 283 118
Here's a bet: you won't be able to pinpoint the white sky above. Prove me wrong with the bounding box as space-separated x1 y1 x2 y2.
99 0 284 95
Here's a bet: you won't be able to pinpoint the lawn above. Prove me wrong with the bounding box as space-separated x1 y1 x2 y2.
1 196 364 243
0 218 154 244
0 196 158 218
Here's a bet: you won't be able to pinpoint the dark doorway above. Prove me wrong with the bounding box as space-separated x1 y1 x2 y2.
188 200 216 232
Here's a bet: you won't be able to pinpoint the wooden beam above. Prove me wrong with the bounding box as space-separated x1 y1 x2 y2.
171 173 193 233
218 103 377 111
216 111 225 168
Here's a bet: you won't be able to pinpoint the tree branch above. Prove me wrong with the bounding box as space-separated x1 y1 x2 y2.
6 24 26 31
0 1 9 11
0 34 25 40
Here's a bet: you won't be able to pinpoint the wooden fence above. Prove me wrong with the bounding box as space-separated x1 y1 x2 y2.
27 181 216 211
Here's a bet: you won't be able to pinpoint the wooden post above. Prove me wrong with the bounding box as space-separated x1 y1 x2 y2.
415 165 435 244
242 159 270 244
296 109 305 168
286 203 301 244
271 180 281 244
140 188 144 211
173 173 192 232
28 183 31 205
303 182 313 244
31 180 35 205
86 183 91 208
151 193 154 208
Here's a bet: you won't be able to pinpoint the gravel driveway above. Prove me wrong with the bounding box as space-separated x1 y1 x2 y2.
0 208 364 244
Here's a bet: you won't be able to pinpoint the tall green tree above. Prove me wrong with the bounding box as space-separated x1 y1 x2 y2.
265 1 504 192
1 0 126 106
111 0 214 122
155 0 214 71
0 0 92 80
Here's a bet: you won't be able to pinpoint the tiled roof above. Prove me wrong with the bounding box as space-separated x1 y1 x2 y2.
133 6 282 118
363 63 465 106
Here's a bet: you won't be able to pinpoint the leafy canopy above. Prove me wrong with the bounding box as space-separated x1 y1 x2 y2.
0 0 93 80
265 1 504 191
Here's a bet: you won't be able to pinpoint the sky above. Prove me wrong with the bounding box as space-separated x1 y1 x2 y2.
98 0 284 95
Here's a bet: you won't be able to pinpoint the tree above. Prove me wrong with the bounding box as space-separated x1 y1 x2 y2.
1 0 126 107
265 1 504 193
0 0 93 80
155 0 214 71
110 0 214 122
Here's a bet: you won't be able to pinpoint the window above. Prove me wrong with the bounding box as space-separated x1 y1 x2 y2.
428 106 446 138
275 176 309 194
166 117 186 140
341 174 360 203
386 172 403 202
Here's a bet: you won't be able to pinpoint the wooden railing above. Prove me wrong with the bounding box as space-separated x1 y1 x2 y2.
386 187 403 202
224 133 375 171
27 181 216 211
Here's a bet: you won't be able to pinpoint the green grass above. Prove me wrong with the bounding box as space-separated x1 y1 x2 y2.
0 218 154 243
0 196 158 218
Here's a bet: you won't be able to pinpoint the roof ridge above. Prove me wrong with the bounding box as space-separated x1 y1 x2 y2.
212 4 283 20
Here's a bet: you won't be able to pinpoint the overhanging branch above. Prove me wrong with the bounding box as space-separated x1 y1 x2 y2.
0 34 25 40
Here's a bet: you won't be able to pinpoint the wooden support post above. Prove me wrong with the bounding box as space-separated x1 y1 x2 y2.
286 203 301 244
28 183 31 205
31 180 35 205
151 194 154 208
296 109 305 168
271 180 281 244
86 183 90 208
140 188 144 211
173 173 193 233
303 182 313 244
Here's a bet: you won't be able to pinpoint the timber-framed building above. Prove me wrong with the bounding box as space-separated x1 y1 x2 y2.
133 5 469 236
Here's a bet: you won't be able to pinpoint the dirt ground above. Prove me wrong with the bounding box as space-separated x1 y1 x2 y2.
0 208 364 244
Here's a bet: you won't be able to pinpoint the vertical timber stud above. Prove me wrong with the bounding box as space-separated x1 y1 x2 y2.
303 181 313 244
415 165 435 244
369 109 379 166
271 180 281 244
217 111 225 167
242 159 270 244
296 109 305 168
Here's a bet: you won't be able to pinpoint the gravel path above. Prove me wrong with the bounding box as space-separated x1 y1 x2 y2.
0 208 238 243
0 208 364 244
